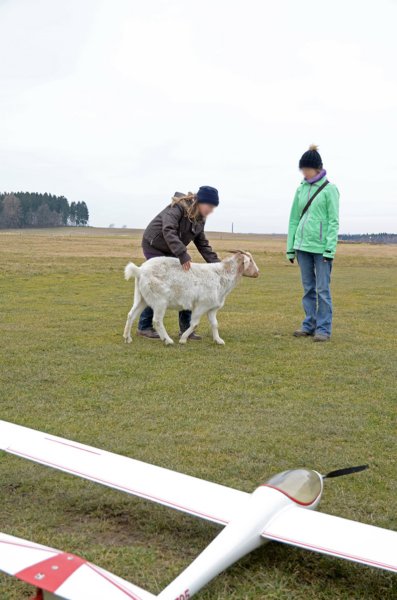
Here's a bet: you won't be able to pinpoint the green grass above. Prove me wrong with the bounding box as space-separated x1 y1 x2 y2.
0 229 396 599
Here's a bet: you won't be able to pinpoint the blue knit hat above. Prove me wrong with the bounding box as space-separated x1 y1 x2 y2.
197 186 219 206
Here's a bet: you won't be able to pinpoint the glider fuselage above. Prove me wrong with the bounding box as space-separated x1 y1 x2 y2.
158 470 323 599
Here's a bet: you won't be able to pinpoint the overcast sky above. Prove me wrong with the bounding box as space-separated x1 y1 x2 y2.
1 0 397 233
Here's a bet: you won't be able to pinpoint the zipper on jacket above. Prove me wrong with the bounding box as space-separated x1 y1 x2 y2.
150 233 161 246
320 221 323 241
298 184 312 249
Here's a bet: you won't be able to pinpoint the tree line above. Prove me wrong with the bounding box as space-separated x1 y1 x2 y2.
0 192 89 228
339 233 397 244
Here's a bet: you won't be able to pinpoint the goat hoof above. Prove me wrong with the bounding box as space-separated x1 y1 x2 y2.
164 339 174 346
215 338 225 345
179 338 187 345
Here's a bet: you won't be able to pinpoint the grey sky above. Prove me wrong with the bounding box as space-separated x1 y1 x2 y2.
1 0 396 233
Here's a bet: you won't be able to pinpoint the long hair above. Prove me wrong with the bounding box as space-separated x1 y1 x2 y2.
171 192 201 222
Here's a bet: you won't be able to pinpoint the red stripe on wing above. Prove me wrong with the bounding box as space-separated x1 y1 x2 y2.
15 552 84 592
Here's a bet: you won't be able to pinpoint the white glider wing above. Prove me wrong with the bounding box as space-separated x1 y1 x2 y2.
262 505 397 572
0 532 155 599
0 420 248 525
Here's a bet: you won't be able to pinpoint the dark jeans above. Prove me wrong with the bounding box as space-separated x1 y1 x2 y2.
138 248 191 332
139 306 192 332
296 250 333 337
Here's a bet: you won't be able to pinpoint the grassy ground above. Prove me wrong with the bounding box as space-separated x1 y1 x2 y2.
0 228 396 599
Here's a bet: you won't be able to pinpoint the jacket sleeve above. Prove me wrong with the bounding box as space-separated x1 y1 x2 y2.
194 230 220 263
323 185 340 259
161 205 191 264
286 188 300 258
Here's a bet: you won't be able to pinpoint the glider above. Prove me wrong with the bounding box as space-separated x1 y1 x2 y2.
0 420 395 600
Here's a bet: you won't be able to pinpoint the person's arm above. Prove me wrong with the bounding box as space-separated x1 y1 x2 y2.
161 205 191 265
323 185 340 260
194 230 220 263
286 188 300 261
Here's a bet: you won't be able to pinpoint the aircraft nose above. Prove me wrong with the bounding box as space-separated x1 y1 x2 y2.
264 469 322 506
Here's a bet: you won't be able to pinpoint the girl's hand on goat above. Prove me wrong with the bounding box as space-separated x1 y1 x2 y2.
182 261 192 272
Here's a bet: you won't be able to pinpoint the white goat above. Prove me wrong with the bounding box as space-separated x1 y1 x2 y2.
123 251 259 345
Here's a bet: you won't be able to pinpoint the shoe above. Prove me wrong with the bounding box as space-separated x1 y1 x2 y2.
293 330 314 337
313 334 330 342
137 328 160 339
179 331 202 341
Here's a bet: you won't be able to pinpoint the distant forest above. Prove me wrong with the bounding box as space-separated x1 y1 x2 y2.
0 192 89 228
339 233 397 244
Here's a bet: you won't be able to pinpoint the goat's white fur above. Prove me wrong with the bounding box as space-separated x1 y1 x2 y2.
123 252 259 345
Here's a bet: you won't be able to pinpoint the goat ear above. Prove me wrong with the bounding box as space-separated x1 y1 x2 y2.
226 249 251 257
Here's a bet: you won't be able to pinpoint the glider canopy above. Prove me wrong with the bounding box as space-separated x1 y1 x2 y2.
264 469 322 506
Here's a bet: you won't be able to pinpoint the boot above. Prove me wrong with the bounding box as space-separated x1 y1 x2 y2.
137 328 160 339
293 329 314 337
179 331 202 341
313 334 330 342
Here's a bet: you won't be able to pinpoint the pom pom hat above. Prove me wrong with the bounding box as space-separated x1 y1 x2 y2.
299 144 323 169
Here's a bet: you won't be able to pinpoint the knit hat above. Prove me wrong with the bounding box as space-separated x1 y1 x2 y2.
197 186 219 206
299 144 323 169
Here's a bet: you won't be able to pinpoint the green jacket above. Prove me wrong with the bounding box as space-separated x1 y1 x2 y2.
286 176 340 259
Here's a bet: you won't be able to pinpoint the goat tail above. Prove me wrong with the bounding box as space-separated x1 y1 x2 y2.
124 262 140 281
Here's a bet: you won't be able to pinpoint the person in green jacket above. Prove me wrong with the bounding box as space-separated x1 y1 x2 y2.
286 145 340 341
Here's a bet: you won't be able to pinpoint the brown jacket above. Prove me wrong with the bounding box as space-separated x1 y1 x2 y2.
142 203 219 264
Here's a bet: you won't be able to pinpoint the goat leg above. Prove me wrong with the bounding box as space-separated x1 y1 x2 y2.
179 309 203 344
152 307 174 345
207 308 225 345
123 300 147 343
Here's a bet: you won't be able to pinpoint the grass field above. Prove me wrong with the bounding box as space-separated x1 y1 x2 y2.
0 228 396 599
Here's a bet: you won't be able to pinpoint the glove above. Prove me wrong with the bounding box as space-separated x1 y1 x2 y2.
289 258 295 264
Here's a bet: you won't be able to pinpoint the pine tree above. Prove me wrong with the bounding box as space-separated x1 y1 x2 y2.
80 201 89 226
69 201 77 226
75 202 82 226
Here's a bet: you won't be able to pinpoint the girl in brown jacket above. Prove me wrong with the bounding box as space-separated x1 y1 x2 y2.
138 186 220 340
